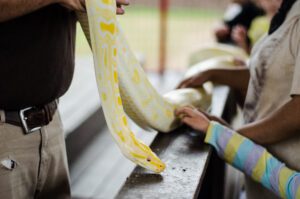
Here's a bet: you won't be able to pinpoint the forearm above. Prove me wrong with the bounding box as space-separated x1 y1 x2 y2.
238 96 300 145
205 122 300 199
0 0 58 22
210 68 249 91
210 68 249 105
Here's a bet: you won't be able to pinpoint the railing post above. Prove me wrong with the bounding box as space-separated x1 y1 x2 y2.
159 0 169 76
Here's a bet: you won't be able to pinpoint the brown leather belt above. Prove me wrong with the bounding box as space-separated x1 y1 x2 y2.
3 100 58 134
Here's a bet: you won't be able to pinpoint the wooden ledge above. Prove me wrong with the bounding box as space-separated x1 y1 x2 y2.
117 86 231 199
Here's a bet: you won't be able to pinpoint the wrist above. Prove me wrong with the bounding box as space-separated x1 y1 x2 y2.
199 114 210 133
203 120 210 133
204 121 216 143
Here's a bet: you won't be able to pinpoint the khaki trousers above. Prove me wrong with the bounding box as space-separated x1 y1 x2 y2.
0 112 71 199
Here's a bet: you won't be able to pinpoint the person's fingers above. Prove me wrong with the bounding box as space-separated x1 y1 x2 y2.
201 112 220 123
177 78 191 89
185 78 198 88
178 81 190 89
181 117 196 127
116 6 125 14
117 0 130 6
181 116 209 133
176 106 210 132
175 106 197 118
116 0 129 15
175 107 188 117
79 0 86 10
177 70 211 88
178 76 205 89
233 58 246 66
194 108 229 127
196 108 211 118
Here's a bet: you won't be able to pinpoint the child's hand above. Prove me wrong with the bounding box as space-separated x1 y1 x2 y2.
232 25 247 43
194 108 230 127
232 25 251 53
116 0 130 15
175 106 210 133
177 70 212 89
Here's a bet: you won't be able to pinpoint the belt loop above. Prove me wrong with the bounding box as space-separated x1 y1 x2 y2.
0 110 5 124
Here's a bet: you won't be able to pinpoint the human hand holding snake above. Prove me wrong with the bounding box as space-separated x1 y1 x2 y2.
176 106 230 133
116 0 130 14
175 107 210 133
177 70 213 89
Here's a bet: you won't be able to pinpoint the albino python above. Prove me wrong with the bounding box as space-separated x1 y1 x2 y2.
77 0 247 173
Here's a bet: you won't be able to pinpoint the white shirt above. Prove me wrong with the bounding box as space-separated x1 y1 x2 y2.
243 1 300 198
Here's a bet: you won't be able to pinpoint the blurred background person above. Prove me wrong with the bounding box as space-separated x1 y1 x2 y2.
232 0 283 54
214 0 264 45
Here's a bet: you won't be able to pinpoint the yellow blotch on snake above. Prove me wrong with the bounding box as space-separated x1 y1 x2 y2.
117 96 122 106
122 116 128 126
130 132 140 147
114 71 118 83
100 22 116 35
130 152 147 160
104 49 107 67
102 0 112 4
132 69 141 84
101 93 107 101
117 131 125 142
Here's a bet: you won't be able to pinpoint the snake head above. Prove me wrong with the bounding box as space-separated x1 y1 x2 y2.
123 135 166 173
144 150 166 173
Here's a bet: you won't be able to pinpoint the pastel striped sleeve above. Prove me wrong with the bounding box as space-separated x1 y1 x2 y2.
204 121 300 199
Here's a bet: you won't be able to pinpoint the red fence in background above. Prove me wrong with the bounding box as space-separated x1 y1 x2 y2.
159 0 169 75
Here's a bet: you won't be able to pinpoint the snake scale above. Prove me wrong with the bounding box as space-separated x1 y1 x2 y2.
77 0 247 173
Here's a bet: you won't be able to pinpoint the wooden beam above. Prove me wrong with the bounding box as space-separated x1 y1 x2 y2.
158 0 169 75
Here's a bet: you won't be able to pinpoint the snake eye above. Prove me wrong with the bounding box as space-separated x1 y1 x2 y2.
146 157 151 162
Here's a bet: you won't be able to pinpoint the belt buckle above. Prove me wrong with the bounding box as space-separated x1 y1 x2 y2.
19 107 42 134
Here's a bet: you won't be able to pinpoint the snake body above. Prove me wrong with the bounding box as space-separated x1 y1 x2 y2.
80 0 243 173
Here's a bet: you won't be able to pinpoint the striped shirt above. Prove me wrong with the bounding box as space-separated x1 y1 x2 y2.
205 122 300 199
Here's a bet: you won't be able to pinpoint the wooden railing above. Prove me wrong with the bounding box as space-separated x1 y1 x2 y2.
62 61 236 198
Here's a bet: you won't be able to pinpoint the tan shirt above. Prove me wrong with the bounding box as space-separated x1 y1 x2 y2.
243 1 300 198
